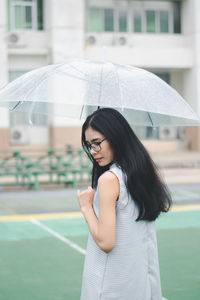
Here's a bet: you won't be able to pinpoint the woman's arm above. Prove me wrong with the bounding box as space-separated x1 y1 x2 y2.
77 171 119 253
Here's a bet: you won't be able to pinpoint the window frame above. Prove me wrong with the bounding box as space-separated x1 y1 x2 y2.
8 0 41 31
87 0 179 34
131 1 174 34
103 8 114 32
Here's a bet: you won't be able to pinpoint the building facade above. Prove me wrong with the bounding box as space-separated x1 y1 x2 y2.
0 0 200 151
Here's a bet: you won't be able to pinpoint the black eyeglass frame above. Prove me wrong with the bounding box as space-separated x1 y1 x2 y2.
85 138 107 152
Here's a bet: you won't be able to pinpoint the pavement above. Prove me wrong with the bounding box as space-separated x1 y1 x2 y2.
151 150 200 185
0 150 199 218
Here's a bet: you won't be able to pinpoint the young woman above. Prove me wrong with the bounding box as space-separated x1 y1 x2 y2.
77 108 171 300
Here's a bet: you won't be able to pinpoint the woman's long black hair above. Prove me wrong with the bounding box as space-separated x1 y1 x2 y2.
82 108 172 221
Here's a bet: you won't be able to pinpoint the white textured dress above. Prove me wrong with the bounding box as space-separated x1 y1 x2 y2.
80 163 162 300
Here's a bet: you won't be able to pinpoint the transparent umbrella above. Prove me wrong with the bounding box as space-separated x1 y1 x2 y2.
0 59 199 126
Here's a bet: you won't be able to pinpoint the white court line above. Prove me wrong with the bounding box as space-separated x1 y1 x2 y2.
30 218 86 255
29 219 168 300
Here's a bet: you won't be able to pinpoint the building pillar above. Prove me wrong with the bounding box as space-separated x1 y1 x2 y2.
185 127 200 150
48 0 85 147
0 0 9 149
182 0 200 150
50 0 84 63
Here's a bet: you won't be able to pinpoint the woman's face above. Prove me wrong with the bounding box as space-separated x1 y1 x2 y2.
85 126 114 167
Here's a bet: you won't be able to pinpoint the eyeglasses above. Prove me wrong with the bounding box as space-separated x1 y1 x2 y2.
85 138 107 152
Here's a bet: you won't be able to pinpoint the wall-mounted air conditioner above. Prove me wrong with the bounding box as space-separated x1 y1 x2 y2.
112 35 128 46
10 126 29 145
7 32 25 48
86 34 128 47
159 127 178 140
118 36 127 46
86 35 97 45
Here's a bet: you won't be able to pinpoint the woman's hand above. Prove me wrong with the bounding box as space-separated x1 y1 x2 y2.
77 186 95 214
77 172 118 253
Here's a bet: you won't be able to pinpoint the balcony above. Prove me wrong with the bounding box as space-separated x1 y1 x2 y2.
7 31 49 56
85 32 194 69
6 31 49 70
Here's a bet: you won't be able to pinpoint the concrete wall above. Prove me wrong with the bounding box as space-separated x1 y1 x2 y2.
0 0 9 149
49 0 84 63
181 0 200 112
85 34 194 68
181 0 200 149
49 0 85 144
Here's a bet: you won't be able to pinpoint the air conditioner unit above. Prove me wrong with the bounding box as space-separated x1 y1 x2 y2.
7 32 25 48
10 126 29 145
159 127 178 140
112 36 127 46
177 127 185 140
118 36 127 46
86 35 96 45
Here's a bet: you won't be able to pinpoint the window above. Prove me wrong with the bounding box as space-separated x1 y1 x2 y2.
146 10 156 33
87 8 114 32
87 0 126 33
131 1 180 34
133 73 170 140
8 0 43 30
134 11 142 33
86 1 181 34
104 9 114 32
118 10 127 32
160 11 169 33
173 1 181 33
87 7 102 32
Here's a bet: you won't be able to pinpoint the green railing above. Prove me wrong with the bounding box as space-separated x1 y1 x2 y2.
0 147 92 190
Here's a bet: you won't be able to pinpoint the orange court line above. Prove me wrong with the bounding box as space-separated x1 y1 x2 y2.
0 205 200 221
0 211 82 221
171 204 200 211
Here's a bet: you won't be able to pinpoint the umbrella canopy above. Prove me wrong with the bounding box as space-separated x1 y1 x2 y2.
0 60 199 126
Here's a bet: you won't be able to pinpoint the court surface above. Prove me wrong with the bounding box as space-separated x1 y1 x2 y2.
0 187 200 300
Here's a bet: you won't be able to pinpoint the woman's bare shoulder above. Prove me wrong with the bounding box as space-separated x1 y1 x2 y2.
98 170 119 186
98 170 120 200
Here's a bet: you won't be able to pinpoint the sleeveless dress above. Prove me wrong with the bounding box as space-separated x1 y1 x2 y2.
80 163 162 300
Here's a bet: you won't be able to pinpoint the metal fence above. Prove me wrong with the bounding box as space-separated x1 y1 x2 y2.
0 147 92 190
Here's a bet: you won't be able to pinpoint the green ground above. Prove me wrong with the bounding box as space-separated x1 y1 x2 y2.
0 210 200 300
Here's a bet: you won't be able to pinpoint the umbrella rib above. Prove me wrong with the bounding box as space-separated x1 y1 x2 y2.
57 70 99 85
60 64 100 85
10 101 23 111
20 64 63 103
97 63 103 105
80 105 84 119
113 64 123 110
147 112 154 127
